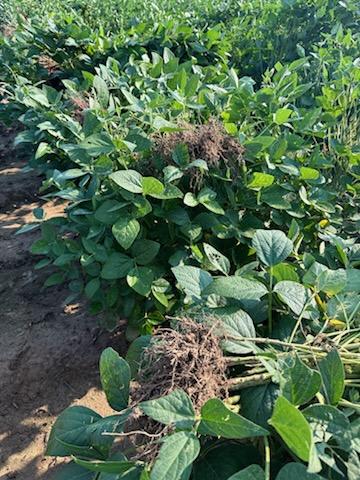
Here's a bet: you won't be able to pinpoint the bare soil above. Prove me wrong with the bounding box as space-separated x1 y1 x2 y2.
0 128 126 479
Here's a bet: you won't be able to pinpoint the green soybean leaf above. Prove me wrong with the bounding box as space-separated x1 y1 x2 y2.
268 396 312 461
100 348 131 411
125 335 152 378
303 404 351 450
127 267 154 296
276 463 325 479
204 243 230 275
280 354 321 406
274 108 292 125
112 217 140 250
252 230 293 267
213 306 256 354
139 389 195 428
101 253 134 280
53 462 96 479
110 170 143 193
142 177 165 197
93 76 109 108
274 281 307 315
47 406 129 458
172 265 212 300
240 384 279 429
316 269 347 296
198 398 268 439
318 349 345 405
150 431 200 480
248 172 274 190
192 444 261 480
228 465 265 480
272 263 299 282
74 458 138 474
131 240 160 265
203 277 268 301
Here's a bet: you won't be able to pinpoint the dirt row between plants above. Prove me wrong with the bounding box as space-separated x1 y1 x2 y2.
0 127 126 479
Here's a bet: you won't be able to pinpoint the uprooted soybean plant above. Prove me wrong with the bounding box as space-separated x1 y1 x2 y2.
1 0 359 478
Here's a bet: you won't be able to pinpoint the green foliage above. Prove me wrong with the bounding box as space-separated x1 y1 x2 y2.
1 0 359 477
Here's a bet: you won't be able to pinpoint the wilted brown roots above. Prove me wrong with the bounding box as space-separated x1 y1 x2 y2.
154 118 244 189
125 317 228 462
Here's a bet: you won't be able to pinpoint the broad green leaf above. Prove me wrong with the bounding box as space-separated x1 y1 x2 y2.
125 335 151 378
272 263 299 282
192 444 261 480
112 217 140 250
274 108 292 125
248 172 274 190
101 253 134 280
213 306 255 354
150 431 200 480
204 243 230 275
142 177 165 197
280 354 321 405
74 458 138 475
274 281 307 315
100 348 131 411
95 200 127 225
198 398 268 439
203 277 268 301
139 389 195 428
228 465 265 480
252 230 293 267
268 396 312 461
172 266 212 300
46 406 129 458
127 266 154 296
317 269 347 296
93 76 109 108
276 463 325 479
303 404 351 450
81 133 115 156
318 349 345 405
240 384 279 429
110 170 143 193
300 167 319 180
53 462 96 479
131 240 160 265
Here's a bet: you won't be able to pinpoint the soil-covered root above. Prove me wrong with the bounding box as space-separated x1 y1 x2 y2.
124 317 228 463
153 118 244 189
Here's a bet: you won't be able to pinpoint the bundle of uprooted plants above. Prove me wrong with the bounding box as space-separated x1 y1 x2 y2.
115 318 360 463
118 317 228 463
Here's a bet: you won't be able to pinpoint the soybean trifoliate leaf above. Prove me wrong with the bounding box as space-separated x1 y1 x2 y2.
318 349 345 405
131 239 160 265
274 108 292 125
274 281 307 315
203 243 230 275
276 463 325 479
316 269 347 296
150 431 200 480
198 398 268 439
248 172 274 190
240 384 279 429
110 170 143 193
268 396 312 461
252 230 293 267
212 306 255 354
125 335 152 378
127 267 154 296
74 458 138 475
101 253 134 280
228 465 265 480
172 265 212 300
279 354 321 406
139 389 195 428
203 277 268 301
53 462 96 480
100 348 131 411
142 177 165 197
112 217 140 250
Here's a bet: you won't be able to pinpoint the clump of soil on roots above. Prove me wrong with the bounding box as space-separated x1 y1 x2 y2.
154 118 244 189
123 317 228 463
